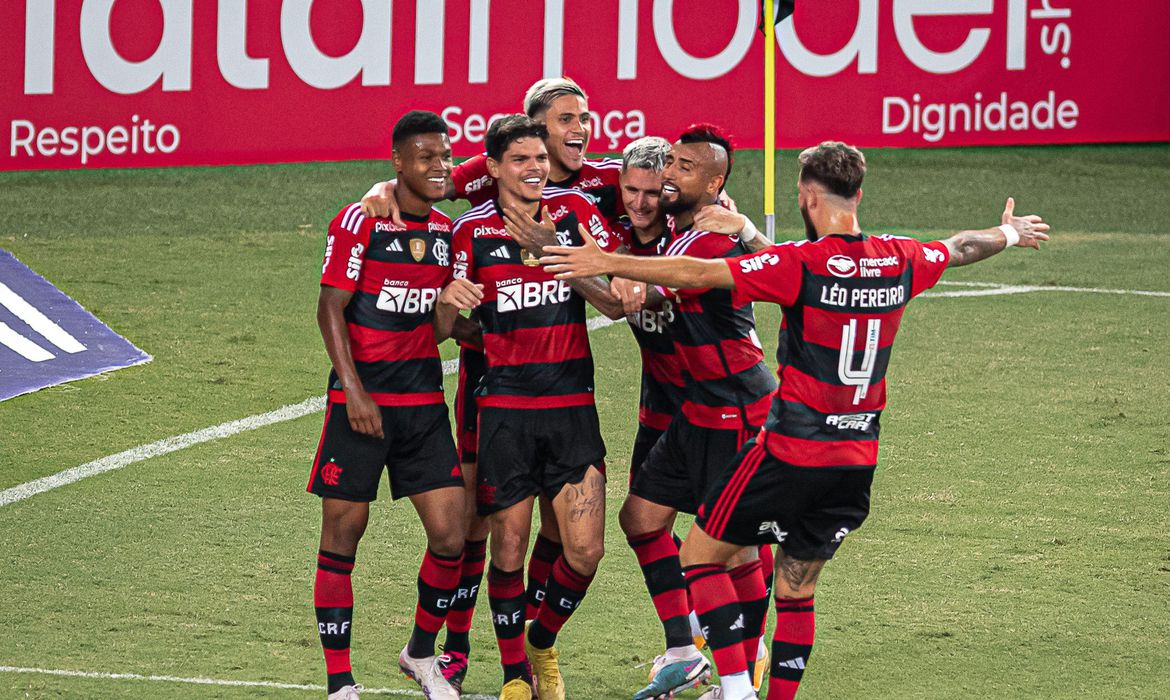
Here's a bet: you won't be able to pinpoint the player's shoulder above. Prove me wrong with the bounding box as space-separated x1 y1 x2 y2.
580 157 623 179
543 186 598 214
452 200 501 235
428 206 454 230
665 229 738 258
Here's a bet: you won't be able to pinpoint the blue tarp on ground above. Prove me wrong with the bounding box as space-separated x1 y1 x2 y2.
0 249 150 401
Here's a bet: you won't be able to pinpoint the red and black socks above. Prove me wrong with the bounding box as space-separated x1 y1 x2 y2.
443 538 486 655
729 560 769 679
628 529 692 649
525 534 563 620
769 596 816 700
683 563 748 679
527 556 595 649
487 565 531 683
408 548 463 659
315 550 356 694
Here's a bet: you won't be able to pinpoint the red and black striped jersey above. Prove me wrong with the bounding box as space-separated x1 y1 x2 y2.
621 219 686 431
452 154 627 228
320 203 453 406
727 233 951 468
450 189 622 409
663 225 777 431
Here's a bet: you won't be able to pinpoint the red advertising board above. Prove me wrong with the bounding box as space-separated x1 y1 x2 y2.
3 1 1168 171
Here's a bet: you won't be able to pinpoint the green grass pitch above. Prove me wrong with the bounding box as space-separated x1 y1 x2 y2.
1 144 1168 698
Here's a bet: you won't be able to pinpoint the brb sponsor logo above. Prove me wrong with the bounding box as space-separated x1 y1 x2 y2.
628 300 675 334
495 278 572 313
376 280 440 314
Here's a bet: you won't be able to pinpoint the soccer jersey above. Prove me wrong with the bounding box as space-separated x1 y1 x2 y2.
622 219 685 431
663 226 777 431
450 188 622 409
726 233 951 468
453 154 627 227
319 203 453 406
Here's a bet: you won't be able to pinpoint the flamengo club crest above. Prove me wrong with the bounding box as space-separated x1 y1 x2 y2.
409 238 427 262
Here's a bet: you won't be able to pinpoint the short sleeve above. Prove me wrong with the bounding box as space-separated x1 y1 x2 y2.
452 154 496 206
903 238 950 297
725 243 804 307
320 205 371 292
451 227 475 282
667 232 738 300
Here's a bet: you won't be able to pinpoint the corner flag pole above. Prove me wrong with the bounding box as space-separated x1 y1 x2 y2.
764 0 777 241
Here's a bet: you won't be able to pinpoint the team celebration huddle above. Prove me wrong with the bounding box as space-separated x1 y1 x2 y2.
306 77 1049 700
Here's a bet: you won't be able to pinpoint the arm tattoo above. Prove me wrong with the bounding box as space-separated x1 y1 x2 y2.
947 230 1006 268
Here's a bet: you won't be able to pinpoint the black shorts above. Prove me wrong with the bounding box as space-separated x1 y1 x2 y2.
629 422 667 483
475 404 606 515
307 401 462 502
630 418 754 515
696 440 874 561
455 347 487 464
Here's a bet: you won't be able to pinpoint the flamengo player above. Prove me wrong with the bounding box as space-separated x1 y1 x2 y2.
308 111 483 700
606 129 778 700
542 141 1050 699
361 78 625 650
440 115 623 700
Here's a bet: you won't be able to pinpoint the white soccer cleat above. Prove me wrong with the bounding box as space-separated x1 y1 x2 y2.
399 646 461 699
327 684 363 700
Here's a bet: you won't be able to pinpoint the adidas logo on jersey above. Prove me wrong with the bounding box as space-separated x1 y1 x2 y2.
489 246 510 259
386 239 404 252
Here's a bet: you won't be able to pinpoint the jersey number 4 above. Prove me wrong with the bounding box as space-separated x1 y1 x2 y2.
838 319 880 405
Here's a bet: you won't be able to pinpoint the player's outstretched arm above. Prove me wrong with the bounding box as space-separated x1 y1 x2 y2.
943 197 1050 268
359 178 458 223
434 279 484 342
318 286 383 438
542 226 735 291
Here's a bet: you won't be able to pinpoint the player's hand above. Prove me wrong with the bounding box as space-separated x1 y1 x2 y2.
344 386 384 439
717 191 738 213
1001 197 1050 250
360 180 404 227
541 224 610 279
695 204 749 235
610 277 647 315
503 204 558 258
439 279 485 310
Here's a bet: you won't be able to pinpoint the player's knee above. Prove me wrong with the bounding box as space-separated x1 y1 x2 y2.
490 529 529 570
427 528 466 558
563 540 604 574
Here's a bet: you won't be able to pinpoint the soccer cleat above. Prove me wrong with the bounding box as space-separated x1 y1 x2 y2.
500 678 535 700
437 649 469 694
751 639 769 693
633 653 711 699
525 638 565 700
398 646 460 699
327 685 363 700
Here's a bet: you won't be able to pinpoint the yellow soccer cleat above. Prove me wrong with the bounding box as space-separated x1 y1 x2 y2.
525 638 565 700
752 639 769 693
500 677 535 700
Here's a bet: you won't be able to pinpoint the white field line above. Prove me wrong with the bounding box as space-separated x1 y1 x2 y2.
927 280 1170 298
0 665 498 698
0 316 620 508
4 278 1168 509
